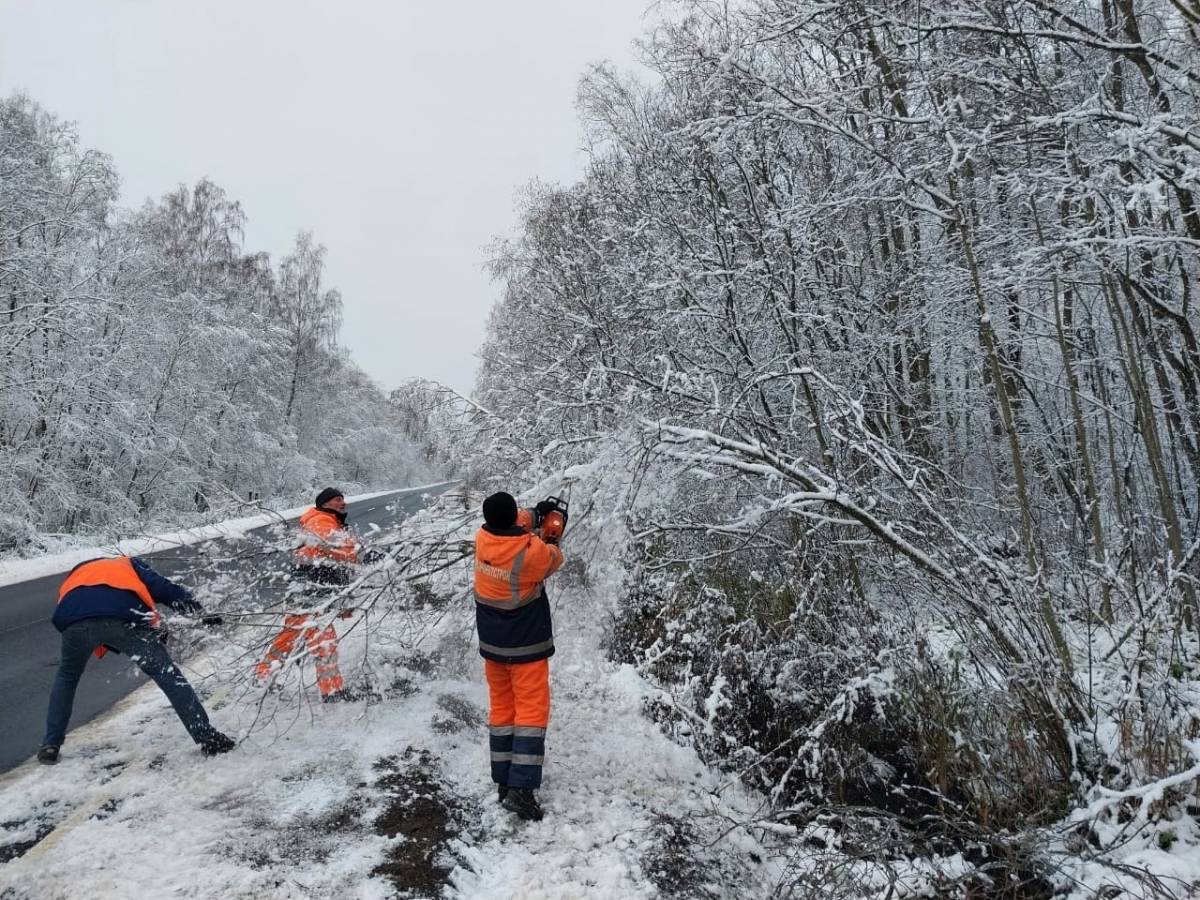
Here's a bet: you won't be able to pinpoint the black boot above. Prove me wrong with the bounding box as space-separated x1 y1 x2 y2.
497 784 509 803
504 788 544 821
37 744 60 765
200 732 236 756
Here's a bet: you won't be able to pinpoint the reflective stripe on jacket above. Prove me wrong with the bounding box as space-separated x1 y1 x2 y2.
56 557 161 658
294 507 358 566
473 524 564 663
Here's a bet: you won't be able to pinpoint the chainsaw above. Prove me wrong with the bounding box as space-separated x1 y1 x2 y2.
515 495 570 544
537 496 569 544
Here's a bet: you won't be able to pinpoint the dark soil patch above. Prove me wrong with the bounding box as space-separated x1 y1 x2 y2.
234 799 365 871
370 748 465 898
89 798 122 821
402 651 440 677
431 693 482 734
95 763 126 785
78 743 120 758
280 763 320 784
0 820 56 864
317 801 361 834
344 676 387 704
388 676 420 699
222 749 471 895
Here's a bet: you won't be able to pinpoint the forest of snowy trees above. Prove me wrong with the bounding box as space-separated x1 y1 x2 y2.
469 0 1200 891
0 94 444 553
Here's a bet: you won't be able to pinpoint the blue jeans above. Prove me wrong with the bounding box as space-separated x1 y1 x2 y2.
43 617 217 747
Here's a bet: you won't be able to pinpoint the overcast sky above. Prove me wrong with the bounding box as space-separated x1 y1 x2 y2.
0 0 652 394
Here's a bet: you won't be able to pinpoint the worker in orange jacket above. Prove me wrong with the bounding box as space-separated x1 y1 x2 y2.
256 488 359 702
293 487 360 585
41 556 234 763
474 492 565 821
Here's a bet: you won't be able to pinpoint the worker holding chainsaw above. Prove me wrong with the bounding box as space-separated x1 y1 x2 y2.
473 491 568 821
255 487 359 702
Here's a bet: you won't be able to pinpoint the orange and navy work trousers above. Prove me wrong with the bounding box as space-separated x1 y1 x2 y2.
485 657 550 790
255 614 344 697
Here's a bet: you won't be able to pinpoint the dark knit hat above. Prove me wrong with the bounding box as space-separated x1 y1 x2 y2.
482 491 518 528
315 487 344 508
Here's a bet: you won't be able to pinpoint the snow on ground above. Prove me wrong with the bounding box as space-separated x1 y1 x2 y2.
0 483 455 589
7 489 1194 898
0 494 778 899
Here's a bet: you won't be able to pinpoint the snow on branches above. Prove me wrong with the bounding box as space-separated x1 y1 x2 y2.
0 95 448 549
474 1 1200 895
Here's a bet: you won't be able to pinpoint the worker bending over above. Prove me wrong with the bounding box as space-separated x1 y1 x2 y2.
40 556 234 764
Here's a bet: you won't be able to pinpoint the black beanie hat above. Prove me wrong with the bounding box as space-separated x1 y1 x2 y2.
315 487 344 508
482 492 518 528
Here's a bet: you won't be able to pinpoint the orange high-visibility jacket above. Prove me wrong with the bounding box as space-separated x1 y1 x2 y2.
474 524 563 663
57 557 160 658
474 526 563 608
294 507 359 565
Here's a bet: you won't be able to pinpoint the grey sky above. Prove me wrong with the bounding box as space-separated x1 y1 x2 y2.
0 0 651 394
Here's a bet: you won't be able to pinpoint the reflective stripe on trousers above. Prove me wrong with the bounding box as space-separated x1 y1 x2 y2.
485 658 550 790
511 724 546 768
489 723 547 787
489 724 514 784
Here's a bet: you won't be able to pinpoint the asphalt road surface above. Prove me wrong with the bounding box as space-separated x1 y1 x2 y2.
0 486 450 773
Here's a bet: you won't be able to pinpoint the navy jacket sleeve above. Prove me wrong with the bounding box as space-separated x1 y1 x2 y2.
131 558 202 614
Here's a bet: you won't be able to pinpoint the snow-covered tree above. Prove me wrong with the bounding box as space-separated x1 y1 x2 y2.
0 93 450 548
473 0 1200 890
